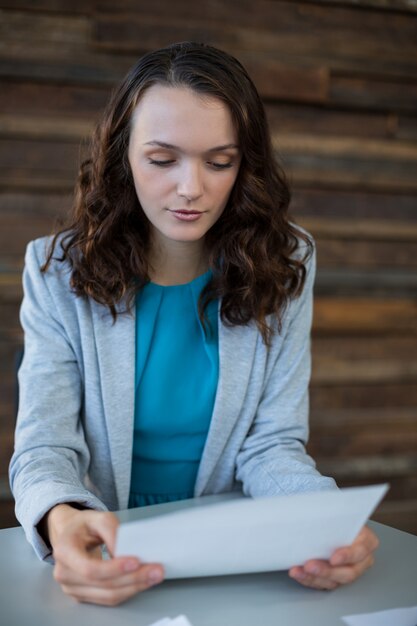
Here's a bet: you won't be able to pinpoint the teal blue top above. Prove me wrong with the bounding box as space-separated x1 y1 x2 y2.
129 271 219 508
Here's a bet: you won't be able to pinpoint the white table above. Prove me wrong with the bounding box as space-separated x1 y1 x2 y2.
1 494 416 626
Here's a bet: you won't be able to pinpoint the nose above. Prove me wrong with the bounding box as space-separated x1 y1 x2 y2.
177 161 204 202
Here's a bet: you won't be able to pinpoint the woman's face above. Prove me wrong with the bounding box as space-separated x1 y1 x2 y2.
128 84 241 252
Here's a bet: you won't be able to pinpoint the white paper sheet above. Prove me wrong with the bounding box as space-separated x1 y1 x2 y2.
342 606 417 626
149 616 193 626
115 484 388 579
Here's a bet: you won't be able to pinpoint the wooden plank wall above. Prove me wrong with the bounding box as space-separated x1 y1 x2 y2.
0 0 416 532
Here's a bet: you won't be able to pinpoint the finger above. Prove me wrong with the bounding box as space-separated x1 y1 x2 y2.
292 553 375 587
323 554 375 585
61 579 153 606
54 560 164 589
330 527 379 567
288 567 338 591
83 511 120 557
306 553 375 580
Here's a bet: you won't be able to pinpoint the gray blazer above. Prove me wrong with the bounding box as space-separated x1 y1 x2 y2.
9 237 336 561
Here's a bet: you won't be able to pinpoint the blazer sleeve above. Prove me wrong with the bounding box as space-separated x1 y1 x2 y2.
235 244 337 496
9 240 107 562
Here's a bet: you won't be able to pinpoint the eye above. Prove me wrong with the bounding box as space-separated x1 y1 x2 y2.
148 158 175 167
209 162 233 170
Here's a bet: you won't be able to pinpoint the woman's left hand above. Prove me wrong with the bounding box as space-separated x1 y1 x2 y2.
288 526 379 590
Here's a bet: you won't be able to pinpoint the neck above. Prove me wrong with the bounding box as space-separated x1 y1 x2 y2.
148 238 209 286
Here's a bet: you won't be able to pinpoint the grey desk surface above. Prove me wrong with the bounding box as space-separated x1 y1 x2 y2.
1 494 416 626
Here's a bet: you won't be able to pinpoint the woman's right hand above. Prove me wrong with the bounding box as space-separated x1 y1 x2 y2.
43 504 164 606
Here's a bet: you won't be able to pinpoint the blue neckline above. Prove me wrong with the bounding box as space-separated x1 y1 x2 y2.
146 269 212 291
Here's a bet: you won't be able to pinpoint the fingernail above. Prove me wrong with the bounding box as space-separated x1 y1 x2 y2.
148 568 163 584
123 559 140 572
307 565 321 575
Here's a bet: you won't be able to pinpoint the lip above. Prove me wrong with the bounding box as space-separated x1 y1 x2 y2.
169 209 204 222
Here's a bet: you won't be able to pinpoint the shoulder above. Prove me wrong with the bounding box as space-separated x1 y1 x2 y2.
264 228 316 339
286 227 317 301
290 224 316 265
26 234 70 270
23 235 74 307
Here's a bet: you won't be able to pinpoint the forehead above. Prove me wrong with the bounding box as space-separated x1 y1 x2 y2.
129 84 237 150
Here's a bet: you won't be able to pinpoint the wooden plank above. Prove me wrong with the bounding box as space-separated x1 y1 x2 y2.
0 341 20 475
302 0 417 12
0 172 73 192
312 337 417 384
0 477 12 501
313 336 417 360
93 4 417 78
277 133 417 192
0 191 72 216
96 0 417 12
285 152 417 191
277 132 417 160
0 433 14 477
0 137 86 191
0 498 18 531
0 0 94 12
398 114 417 141
0 212 62 260
309 410 417 445
291 188 417 222
0 137 84 169
0 48 136 86
0 9 91 49
313 454 417 480
310 407 417 428
330 76 417 113
0 305 22 341
60 14 221 56
316 239 417 269
311 430 417 457
314 298 417 333
312 357 417 384
0 114 93 140
266 104 392 140
298 217 417 241
310 382 417 408
235 57 328 103
315 269 417 298
0 81 109 118
95 0 304 31
0 280 23 304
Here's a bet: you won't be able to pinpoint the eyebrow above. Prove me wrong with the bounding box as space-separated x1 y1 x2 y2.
143 140 239 152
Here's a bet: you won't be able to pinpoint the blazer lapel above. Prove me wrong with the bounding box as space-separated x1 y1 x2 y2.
195 313 259 495
90 300 135 509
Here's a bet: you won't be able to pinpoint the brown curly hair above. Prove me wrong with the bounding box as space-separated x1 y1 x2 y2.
43 41 312 346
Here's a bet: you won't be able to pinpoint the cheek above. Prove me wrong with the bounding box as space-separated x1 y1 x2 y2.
131 167 170 202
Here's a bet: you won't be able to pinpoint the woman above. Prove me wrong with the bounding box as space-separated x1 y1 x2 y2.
10 41 378 606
